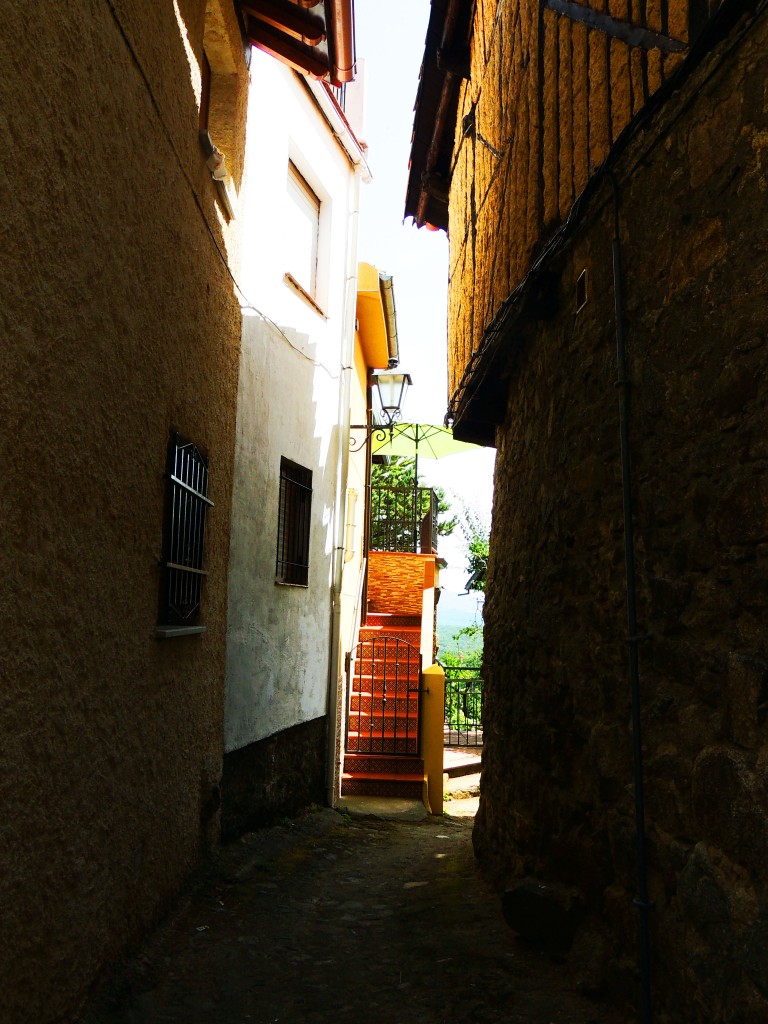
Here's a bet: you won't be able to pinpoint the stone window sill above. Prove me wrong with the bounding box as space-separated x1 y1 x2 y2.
156 625 207 639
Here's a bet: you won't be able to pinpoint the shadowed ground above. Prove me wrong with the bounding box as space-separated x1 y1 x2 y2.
74 808 628 1023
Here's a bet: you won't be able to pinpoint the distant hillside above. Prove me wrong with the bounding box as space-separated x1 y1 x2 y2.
437 623 483 661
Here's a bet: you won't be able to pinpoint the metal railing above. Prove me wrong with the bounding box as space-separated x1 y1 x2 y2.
369 486 438 554
443 665 483 747
346 636 422 756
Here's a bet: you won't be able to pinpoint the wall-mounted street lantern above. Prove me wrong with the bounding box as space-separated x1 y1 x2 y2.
372 372 411 428
349 371 412 452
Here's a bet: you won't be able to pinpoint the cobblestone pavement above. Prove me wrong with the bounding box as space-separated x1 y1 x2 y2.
75 808 629 1024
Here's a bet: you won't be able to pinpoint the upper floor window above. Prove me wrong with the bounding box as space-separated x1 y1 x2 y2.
285 161 321 299
157 433 213 636
276 457 312 587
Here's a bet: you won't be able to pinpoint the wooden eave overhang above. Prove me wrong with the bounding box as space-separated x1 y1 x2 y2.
447 0 757 447
236 0 355 84
404 0 473 231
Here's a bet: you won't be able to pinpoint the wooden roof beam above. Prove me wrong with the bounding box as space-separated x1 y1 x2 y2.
246 18 330 78
241 0 326 46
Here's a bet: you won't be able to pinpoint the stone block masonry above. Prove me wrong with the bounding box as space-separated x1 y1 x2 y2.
447 0 727 399
221 718 327 840
474 7 768 1020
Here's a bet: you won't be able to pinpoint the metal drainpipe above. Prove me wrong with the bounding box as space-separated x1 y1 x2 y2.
325 169 361 809
610 172 653 1024
360 376 373 619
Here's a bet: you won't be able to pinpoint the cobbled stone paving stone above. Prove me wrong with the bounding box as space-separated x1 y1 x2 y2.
73 809 630 1024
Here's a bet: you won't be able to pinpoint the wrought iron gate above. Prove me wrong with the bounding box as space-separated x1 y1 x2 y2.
346 636 422 755
443 665 483 747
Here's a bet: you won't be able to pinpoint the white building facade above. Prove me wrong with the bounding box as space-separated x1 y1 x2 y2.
222 49 370 835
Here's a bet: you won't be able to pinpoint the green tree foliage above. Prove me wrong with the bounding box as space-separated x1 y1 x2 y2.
455 503 490 593
440 625 483 668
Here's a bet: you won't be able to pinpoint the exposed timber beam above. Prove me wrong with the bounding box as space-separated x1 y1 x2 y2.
241 0 326 46
543 0 688 53
246 18 330 78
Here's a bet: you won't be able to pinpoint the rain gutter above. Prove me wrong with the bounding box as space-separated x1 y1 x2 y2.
326 168 363 808
304 78 372 183
328 0 356 84
378 274 399 367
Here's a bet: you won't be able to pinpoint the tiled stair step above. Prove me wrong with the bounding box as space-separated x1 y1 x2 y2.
351 675 420 690
354 652 421 660
349 706 419 720
346 738 419 754
354 651 422 663
365 614 422 628
341 774 424 798
358 629 421 644
355 644 421 656
353 658 421 672
351 675 420 689
350 695 418 713
348 718 419 735
359 624 421 635
343 754 424 775
351 689 419 702
348 733 421 749
351 671 420 684
343 771 423 783
354 651 421 659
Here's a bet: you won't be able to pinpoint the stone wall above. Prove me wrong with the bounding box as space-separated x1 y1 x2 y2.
221 717 328 840
474 8 768 1020
447 0 726 399
0 2 248 1020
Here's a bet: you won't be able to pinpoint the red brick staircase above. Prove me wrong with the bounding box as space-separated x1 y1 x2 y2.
342 613 426 799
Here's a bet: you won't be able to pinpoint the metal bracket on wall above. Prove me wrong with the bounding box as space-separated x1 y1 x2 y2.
543 0 688 53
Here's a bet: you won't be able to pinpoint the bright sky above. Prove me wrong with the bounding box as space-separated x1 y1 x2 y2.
355 3 495 621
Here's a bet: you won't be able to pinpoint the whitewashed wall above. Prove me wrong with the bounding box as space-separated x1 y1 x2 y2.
225 51 360 753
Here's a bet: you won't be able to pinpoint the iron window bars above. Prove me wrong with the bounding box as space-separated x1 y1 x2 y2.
159 433 213 628
276 457 312 586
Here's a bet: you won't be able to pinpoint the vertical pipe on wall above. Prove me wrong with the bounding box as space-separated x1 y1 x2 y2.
326 167 362 807
611 171 653 1024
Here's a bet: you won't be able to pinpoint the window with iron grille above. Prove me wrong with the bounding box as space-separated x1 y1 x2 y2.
276 457 312 587
158 433 213 632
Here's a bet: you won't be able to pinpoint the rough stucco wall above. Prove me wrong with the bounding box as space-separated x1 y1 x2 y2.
224 315 338 754
475 11 768 1020
446 0 719 400
224 57 360 761
0 2 247 1021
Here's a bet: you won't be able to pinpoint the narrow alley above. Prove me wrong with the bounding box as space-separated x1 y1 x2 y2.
75 808 627 1024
